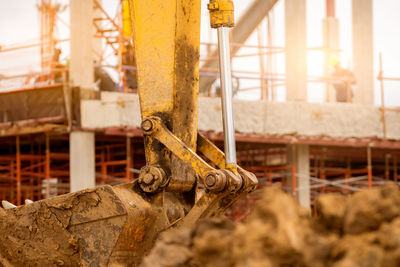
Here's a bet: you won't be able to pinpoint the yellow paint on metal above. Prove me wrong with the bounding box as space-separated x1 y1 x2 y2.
208 0 235 28
145 117 214 178
129 0 241 187
128 0 176 118
172 0 201 150
197 133 239 174
122 0 132 38
170 0 202 189
197 133 226 169
129 0 202 185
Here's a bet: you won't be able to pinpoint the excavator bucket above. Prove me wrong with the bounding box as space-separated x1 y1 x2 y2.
0 182 170 266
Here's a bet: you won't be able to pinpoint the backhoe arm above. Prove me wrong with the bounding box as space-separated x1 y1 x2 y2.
130 0 257 225
0 1 257 266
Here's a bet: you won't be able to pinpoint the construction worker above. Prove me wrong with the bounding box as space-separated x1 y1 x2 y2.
122 44 138 91
52 48 117 91
330 57 356 103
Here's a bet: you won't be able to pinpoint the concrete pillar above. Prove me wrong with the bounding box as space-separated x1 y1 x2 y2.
323 0 339 102
93 0 103 64
323 17 339 102
287 144 310 209
69 0 96 192
70 0 94 89
352 0 374 105
285 0 307 102
70 132 95 192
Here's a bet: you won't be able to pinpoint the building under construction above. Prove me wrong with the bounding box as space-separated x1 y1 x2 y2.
2 0 400 266
0 0 399 217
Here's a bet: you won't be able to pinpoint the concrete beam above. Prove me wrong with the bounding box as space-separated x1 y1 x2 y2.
352 0 374 105
285 0 307 102
287 144 310 209
199 0 279 93
70 131 95 192
81 92 400 141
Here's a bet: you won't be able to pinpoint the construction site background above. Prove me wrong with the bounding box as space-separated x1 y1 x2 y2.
0 0 399 217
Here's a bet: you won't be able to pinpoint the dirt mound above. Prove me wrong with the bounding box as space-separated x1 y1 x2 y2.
141 184 400 267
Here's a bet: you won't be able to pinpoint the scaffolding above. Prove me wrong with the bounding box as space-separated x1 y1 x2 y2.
228 144 399 222
0 133 142 204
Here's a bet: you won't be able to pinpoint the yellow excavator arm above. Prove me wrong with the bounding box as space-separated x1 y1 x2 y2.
0 1 257 266
130 0 256 227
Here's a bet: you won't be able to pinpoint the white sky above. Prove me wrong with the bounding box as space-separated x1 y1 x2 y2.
0 0 399 106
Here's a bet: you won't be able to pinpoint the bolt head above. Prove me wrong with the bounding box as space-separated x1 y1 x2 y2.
138 165 167 193
204 171 228 192
141 120 153 131
143 173 155 185
205 174 217 187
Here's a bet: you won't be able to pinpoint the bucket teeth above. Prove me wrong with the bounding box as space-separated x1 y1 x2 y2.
25 199 34 204
2 200 17 209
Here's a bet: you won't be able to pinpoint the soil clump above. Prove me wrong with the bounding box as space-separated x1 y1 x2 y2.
141 184 400 267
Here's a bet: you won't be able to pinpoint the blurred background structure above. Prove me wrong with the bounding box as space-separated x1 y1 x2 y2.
0 0 399 220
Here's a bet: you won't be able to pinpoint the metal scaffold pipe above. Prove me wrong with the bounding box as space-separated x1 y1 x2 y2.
217 27 237 166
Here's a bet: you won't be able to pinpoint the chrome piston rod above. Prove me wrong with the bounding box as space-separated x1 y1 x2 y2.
217 27 237 167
